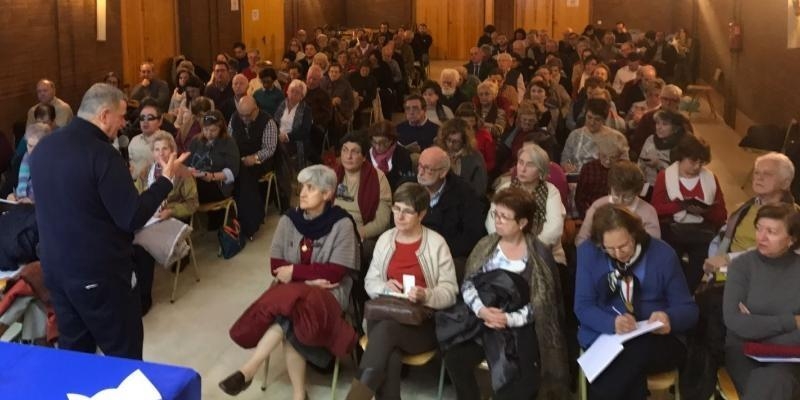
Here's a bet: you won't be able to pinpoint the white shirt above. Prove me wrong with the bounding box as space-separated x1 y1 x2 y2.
280 103 298 136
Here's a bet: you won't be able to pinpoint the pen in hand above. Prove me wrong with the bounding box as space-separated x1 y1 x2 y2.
612 306 623 316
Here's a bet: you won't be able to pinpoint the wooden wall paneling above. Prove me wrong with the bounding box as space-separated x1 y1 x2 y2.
345 0 412 29
178 0 212 74
448 0 485 61
241 0 285 65
485 0 494 26
515 0 553 34
121 0 177 87
295 0 346 32
553 0 589 39
493 0 515 37
214 0 243 56
121 0 145 88
415 0 449 59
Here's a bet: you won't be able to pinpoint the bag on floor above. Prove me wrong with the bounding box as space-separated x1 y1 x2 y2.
218 211 245 259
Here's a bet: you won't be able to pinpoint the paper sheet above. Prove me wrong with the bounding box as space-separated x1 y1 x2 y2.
748 355 800 363
578 320 665 382
66 369 162 400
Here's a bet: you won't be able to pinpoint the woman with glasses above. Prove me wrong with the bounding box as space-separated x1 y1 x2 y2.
129 99 170 178
366 120 414 191
187 110 240 211
577 160 660 245
443 187 570 400
222 165 360 399
487 143 566 265
435 118 488 195
345 182 458 400
652 135 727 293
574 133 629 217
638 109 691 193
335 131 392 255
575 203 698 400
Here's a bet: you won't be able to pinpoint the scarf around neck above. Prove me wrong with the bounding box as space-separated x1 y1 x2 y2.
335 163 381 223
511 177 548 236
286 203 352 240
370 143 396 173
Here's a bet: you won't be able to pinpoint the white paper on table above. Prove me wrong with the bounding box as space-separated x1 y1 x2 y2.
577 334 624 383
615 320 664 343
66 369 162 400
577 320 665 382
748 355 800 363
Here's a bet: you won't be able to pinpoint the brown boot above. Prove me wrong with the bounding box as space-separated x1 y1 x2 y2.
345 378 375 400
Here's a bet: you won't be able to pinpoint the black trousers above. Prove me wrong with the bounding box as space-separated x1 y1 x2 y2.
444 338 539 400
233 162 268 238
588 333 686 400
196 179 227 229
359 318 438 400
49 272 143 360
132 244 155 316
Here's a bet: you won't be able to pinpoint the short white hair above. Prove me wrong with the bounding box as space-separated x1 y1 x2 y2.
297 164 337 194
756 152 795 185
287 79 307 97
440 68 460 83
662 84 683 98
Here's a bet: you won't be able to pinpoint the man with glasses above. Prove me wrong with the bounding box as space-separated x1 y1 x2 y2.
464 46 490 81
206 61 235 121
396 95 439 155
130 62 170 113
629 84 694 160
617 64 657 115
417 146 486 282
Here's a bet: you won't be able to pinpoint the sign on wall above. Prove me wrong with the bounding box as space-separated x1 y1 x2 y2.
789 0 800 48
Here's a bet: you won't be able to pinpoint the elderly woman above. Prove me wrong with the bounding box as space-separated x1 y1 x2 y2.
222 165 360 399
275 79 313 173
626 79 665 131
487 143 566 265
638 109 691 190
176 95 213 154
473 80 509 138
134 132 198 221
366 120 414 191
5 123 51 204
454 103 496 173
420 80 454 125
187 110 240 207
335 131 392 254
435 118 488 195
443 187 570 400
345 182 458 400
575 204 698 400
499 100 555 172
128 99 170 178
723 204 800 399
577 160 660 245
561 98 628 174
652 135 727 292
574 133 628 217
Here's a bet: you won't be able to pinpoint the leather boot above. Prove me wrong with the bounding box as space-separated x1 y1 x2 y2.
345 368 384 400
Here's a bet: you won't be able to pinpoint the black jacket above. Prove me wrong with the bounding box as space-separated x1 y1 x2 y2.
0 205 38 270
421 173 487 258
31 118 173 282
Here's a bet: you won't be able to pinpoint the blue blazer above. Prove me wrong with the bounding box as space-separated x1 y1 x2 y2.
574 237 698 348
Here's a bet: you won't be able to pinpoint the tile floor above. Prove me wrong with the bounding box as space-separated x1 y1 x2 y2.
140 61 756 400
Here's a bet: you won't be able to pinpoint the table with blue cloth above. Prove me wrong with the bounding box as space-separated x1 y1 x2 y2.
0 342 201 399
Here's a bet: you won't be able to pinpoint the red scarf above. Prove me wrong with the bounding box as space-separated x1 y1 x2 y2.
335 163 381 223
370 143 396 173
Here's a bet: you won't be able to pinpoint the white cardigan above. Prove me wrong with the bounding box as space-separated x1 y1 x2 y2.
364 227 459 310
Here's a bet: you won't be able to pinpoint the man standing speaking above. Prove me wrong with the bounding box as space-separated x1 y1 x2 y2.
31 83 188 359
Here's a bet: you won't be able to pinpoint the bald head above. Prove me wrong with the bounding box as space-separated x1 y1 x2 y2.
232 74 249 96
237 95 259 123
306 65 323 89
36 79 56 104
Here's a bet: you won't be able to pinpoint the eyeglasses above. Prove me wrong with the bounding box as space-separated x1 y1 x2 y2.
139 114 159 122
491 209 515 223
203 114 220 123
391 205 418 216
610 192 637 204
602 238 634 255
417 164 444 174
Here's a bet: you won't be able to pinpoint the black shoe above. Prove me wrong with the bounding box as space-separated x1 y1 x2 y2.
219 371 251 396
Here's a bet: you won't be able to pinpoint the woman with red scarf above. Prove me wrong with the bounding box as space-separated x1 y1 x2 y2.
366 121 415 191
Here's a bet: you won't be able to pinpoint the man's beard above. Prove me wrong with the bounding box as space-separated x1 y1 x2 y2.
442 87 455 96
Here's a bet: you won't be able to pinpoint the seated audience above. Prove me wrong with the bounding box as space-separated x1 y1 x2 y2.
722 204 800 399
275 79 313 173
130 62 170 112
172 75 207 132
652 135 727 293
625 78 664 131
577 160 660 245
501 100 557 169
574 133 628 217
5 123 51 204
349 61 378 130
253 68 285 117
629 84 689 160
638 109 691 193
176 95 213 154
345 183 458 400
439 68 469 113
617 65 657 116
334 131 392 253
453 103 496 174
420 80 454 125
575 204 698 400
366 120 415 191
168 68 192 115
325 63 355 145
487 143 566 265
442 187 570 400
561 99 628 174
187 110 240 207
435 118 488 195
473 81 510 138
25 80 73 129
206 61 236 121
129 99 169 179
221 165 359 399
418 147 487 281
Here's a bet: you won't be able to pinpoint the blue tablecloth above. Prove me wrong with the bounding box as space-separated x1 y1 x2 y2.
0 342 201 399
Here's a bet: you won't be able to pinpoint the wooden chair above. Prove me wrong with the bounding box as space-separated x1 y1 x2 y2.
685 68 722 119
258 171 281 218
715 368 740 400
579 365 680 399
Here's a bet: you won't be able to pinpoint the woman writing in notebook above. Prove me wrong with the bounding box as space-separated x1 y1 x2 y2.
574 204 698 399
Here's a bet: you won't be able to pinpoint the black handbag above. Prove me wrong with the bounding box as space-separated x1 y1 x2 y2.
218 213 246 259
364 295 433 326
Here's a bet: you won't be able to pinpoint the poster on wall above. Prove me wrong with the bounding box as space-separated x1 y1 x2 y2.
567 0 580 7
789 0 800 48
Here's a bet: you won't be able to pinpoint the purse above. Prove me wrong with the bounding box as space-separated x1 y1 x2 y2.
364 295 433 326
218 212 246 259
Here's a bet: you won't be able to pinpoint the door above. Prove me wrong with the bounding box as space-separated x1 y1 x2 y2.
241 0 285 65
415 0 483 60
121 0 178 88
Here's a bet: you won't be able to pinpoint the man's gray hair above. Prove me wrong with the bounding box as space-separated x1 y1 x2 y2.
76 83 125 120
24 122 52 142
297 164 337 194
440 68 460 83
756 152 795 185
662 84 683 98
287 79 308 97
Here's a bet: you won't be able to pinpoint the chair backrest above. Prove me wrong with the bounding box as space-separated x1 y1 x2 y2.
738 124 786 152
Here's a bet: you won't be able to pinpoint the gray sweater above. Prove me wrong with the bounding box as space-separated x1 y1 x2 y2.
723 250 800 346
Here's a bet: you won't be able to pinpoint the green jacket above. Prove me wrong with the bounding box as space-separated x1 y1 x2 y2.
134 165 199 220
